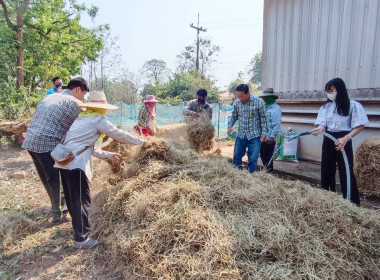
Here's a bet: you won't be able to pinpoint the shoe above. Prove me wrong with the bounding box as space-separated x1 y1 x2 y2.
73 238 99 249
52 215 70 225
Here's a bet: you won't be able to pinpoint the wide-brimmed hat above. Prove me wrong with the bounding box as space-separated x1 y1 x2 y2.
78 91 118 110
259 88 278 99
143 95 160 103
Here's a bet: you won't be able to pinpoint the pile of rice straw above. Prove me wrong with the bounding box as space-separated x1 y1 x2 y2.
354 136 380 196
156 123 187 140
91 138 380 279
0 212 37 250
185 111 215 151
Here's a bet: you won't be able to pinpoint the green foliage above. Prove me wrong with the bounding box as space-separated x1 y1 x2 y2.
143 70 219 105
0 82 42 120
248 52 262 84
0 0 103 90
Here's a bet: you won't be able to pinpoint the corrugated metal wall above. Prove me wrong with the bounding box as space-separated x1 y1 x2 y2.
262 0 380 162
263 0 380 91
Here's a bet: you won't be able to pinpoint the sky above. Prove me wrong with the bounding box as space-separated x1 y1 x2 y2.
80 0 264 89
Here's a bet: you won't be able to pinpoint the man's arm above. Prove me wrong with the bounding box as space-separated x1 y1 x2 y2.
227 101 238 134
258 99 268 142
183 100 198 117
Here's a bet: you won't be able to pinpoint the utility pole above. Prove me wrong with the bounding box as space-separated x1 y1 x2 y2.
190 13 207 72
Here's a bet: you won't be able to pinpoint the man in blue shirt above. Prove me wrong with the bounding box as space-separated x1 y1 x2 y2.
259 88 282 173
46 77 63 95
228 84 268 173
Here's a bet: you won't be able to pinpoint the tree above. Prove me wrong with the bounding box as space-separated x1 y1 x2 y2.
141 59 171 85
227 71 246 102
0 0 103 90
176 38 220 75
248 52 262 84
105 69 141 104
81 25 122 91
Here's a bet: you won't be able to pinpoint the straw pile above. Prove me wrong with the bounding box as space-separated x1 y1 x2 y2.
186 111 215 151
156 123 188 140
0 212 37 250
354 136 380 196
91 138 380 279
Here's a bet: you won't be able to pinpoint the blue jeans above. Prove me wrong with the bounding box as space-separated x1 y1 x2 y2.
233 136 261 173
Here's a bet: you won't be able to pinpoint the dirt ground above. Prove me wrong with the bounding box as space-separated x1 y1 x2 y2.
0 136 122 280
0 136 379 279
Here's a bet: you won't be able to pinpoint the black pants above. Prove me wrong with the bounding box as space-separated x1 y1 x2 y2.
60 169 91 242
28 151 67 219
321 131 360 206
260 141 276 173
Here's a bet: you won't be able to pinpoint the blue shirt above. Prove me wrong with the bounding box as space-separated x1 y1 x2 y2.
228 95 268 140
265 103 282 140
46 87 57 95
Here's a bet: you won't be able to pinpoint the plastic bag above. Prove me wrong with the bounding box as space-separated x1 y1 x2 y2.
276 129 300 163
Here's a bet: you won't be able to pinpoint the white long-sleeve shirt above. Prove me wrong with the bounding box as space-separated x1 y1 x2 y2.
54 116 145 181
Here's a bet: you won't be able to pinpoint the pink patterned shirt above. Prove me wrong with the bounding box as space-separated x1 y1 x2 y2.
315 100 369 132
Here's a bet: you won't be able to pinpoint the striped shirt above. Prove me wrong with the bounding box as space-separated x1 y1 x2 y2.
22 90 82 153
228 95 268 140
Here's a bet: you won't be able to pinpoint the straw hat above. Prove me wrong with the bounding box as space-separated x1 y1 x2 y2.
78 91 118 110
259 88 278 99
143 95 160 103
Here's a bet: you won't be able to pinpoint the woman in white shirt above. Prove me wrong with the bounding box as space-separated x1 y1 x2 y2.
53 91 151 249
311 78 369 206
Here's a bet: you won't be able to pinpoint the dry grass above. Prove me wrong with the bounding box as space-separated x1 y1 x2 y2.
354 136 380 196
90 138 380 279
186 111 215 151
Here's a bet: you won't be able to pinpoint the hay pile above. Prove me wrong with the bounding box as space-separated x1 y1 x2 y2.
91 138 380 279
186 111 215 151
156 123 188 140
354 136 380 196
0 212 37 250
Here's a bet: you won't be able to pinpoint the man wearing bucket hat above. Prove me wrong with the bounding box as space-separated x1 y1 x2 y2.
52 91 151 249
183 88 213 121
135 95 160 136
22 77 89 224
259 88 282 173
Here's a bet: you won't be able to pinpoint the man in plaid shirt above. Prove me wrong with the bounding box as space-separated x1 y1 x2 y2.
228 84 268 173
22 77 89 223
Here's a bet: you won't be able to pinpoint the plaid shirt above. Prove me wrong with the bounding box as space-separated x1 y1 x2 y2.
228 95 268 140
137 106 151 127
22 90 82 153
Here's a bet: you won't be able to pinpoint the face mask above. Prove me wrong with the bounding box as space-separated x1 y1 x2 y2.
327 91 337 101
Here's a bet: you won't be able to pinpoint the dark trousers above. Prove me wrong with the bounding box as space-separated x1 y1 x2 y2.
60 168 91 242
321 131 360 206
28 151 67 219
260 141 276 173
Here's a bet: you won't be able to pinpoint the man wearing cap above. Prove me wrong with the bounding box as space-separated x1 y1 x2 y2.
22 77 89 224
183 88 213 121
52 91 151 249
227 84 268 173
259 88 282 173
46 77 63 95
136 95 160 136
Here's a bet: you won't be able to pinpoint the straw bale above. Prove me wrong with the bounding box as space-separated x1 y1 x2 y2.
156 123 187 140
186 111 215 151
92 139 380 279
354 136 380 196
0 212 37 249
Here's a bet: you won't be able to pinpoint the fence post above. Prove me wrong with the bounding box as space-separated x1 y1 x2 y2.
217 103 220 139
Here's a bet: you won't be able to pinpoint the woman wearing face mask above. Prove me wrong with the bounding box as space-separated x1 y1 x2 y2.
311 78 369 205
135 95 160 137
